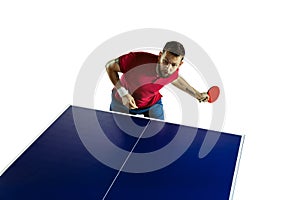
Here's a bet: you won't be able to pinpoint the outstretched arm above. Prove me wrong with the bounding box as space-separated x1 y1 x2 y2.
105 58 138 109
172 76 209 102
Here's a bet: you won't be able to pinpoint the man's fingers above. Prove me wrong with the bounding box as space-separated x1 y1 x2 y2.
199 98 207 103
122 94 138 109
129 99 138 109
202 95 209 102
198 93 209 103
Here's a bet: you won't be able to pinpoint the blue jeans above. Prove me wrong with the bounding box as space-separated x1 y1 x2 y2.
110 92 165 120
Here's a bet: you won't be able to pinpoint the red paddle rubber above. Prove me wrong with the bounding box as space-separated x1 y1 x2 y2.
207 86 220 103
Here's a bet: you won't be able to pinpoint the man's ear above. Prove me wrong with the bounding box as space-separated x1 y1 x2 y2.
179 61 184 67
158 51 163 61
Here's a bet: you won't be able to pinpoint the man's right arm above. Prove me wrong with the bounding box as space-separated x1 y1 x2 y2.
105 58 138 109
105 58 122 88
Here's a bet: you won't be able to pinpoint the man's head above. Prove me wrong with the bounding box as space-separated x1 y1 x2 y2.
157 41 185 78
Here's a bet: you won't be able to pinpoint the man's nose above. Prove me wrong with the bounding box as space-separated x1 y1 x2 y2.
166 63 172 70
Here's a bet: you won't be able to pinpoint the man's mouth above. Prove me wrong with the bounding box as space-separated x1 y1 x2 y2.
157 65 170 77
162 68 169 74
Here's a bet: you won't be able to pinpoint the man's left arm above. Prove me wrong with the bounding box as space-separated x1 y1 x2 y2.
172 76 209 102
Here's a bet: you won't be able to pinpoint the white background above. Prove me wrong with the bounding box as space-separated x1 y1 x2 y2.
1 1 300 199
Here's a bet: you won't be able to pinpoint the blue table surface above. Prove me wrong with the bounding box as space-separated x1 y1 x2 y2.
0 106 242 200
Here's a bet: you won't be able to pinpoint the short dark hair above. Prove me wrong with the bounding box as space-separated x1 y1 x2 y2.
163 41 185 57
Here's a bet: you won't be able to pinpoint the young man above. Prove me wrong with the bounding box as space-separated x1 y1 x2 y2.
106 41 209 120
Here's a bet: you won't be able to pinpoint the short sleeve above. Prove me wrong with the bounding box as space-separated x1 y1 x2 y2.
118 52 157 73
118 52 137 73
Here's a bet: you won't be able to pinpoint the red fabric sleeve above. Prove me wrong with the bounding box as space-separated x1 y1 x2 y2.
118 52 137 73
118 52 157 73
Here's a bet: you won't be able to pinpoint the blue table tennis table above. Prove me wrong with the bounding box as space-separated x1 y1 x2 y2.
0 106 243 200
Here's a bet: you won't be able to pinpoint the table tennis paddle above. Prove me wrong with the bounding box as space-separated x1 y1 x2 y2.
207 86 220 103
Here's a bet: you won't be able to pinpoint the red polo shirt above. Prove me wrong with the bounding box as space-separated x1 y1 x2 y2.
113 52 179 108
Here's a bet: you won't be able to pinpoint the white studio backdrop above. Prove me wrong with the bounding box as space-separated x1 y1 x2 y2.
1 1 300 199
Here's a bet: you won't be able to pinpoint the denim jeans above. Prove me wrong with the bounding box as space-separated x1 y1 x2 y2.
110 92 165 120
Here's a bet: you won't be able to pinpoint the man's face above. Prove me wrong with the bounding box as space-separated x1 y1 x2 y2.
157 51 183 78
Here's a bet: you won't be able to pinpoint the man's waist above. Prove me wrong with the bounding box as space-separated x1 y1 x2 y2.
112 89 161 108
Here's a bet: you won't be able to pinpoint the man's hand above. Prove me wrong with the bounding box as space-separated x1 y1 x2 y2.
121 94 138 109
195 92 209 103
